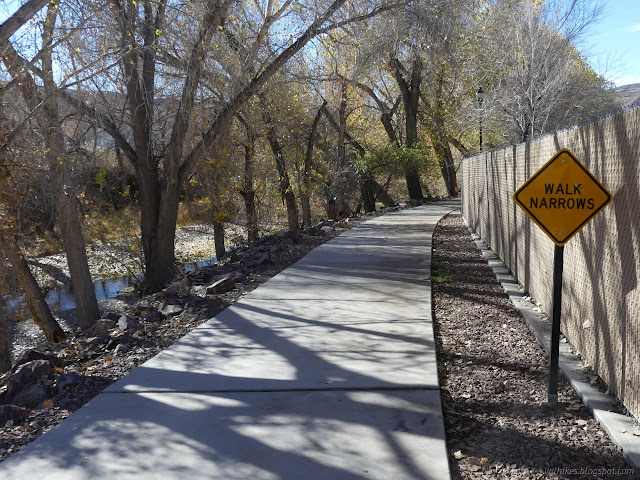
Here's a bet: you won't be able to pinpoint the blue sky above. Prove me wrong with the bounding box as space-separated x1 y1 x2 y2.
587 0 640 86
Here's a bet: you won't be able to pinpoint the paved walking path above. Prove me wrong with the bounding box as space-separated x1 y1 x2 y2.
0 201 459 480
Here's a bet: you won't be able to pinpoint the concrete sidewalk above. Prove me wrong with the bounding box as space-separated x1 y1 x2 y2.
0 201 458 480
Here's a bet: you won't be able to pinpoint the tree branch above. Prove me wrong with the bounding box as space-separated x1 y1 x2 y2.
181 0 350 178
0 0 49 44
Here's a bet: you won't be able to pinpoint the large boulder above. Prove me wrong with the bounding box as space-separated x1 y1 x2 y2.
242 252 271 269
144 309 165 323
56 372 82 390
161 304 184 316
117 315 138 332
11 383 49 409
86 319 116 337
11 349 57 373
0 405 29 426
206 276 235 295
281 230 303 243
0 359 51 405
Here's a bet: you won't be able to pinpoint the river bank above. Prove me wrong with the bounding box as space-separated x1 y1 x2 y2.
26 223 247 289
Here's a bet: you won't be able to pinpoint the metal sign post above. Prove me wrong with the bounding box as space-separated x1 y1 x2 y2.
513 148 611 406
547 245 564 404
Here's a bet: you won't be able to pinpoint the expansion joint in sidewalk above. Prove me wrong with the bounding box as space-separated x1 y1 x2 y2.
103 385 442 395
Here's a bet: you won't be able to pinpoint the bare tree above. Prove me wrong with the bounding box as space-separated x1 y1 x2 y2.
480 0 616 143
0 0 98 329
60 0 399 292
0 138 65 343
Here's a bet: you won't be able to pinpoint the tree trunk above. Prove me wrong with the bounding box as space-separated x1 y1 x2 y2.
41 6 99 328
243 188 259 244
115 147 129 198
300 168 312 228
302 101 326 227
403 83 424 200
423 77 459 197
237 115 259 242
334 82 352 215
360 173 377 213
404 168 423 201
0 231 65 342
213 221 226 260
142 178 179 292
283 190 299 230
260 95 299 230
431 135 458 197
1 13 99 329
338 82 348 169
0 296 10 373
3 29 99 328
372 178 396 207
2 7 98 328
391 56 424 200
54 193 100 328
319 102 377 213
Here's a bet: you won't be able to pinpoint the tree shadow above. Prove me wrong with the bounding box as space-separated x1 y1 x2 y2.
0 289 445 478
27 259 71 286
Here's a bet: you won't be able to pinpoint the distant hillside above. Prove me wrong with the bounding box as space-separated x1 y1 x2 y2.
616 83 640 109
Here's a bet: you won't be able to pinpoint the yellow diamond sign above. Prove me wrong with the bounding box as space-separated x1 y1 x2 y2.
513 148 611 246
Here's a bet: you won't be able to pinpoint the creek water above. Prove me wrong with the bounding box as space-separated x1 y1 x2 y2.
6 257 217 316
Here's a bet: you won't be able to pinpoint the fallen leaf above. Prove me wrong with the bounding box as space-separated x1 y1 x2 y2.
43 399 54 409
465 457 481 465
480 457 490 465
576 419 588 427
454 450 465 460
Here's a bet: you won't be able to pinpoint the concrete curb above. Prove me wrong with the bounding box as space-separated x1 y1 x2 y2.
462 216 640 471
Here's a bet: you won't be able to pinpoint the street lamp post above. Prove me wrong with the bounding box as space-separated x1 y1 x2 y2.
476 87 485 152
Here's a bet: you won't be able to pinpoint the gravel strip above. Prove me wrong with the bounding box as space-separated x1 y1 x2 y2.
432 213 638 480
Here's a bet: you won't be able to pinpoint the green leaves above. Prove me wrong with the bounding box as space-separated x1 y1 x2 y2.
357 142 436 176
